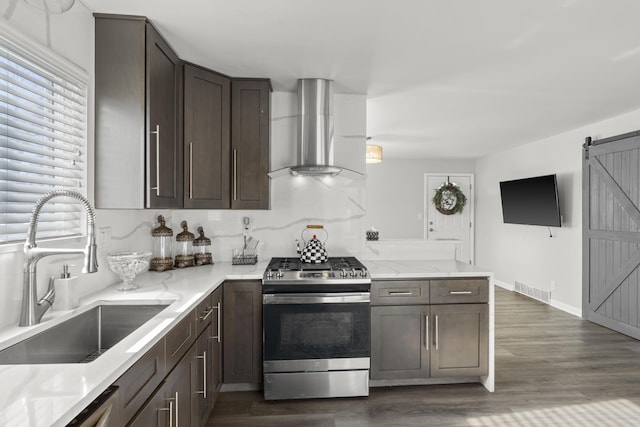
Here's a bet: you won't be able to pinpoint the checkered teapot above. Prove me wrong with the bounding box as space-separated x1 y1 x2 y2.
296 225 328 263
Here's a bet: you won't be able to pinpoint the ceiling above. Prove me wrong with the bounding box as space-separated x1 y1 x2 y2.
81 0 640 160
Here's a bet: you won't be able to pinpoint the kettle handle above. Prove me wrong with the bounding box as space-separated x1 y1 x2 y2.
301 226 328 243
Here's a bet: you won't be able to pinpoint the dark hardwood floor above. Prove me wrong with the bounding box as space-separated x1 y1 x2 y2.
207 287 640 426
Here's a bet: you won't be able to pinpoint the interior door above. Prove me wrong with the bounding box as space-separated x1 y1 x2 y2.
583 131 640 339
425 174 474 264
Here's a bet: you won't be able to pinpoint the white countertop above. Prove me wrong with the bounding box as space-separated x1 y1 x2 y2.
0 259 492 427
366 259 492 279
0 262 266 427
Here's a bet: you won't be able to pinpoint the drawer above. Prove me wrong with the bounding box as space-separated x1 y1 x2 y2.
371 280 430 305
165 311 196 372
430 278 489 304
196 292 215 337
113 338 165 425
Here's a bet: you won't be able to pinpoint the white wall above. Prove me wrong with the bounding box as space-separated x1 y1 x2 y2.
475 107 640 314
365 158 475 239
0 3 368 328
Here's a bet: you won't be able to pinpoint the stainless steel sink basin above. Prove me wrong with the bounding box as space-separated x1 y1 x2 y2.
0 304 169 364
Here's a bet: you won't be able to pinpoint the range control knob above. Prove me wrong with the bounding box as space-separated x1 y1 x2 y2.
360 269 368 277
350 268 357 277
266 269 274 279
340 269 347 277
276 269 284 278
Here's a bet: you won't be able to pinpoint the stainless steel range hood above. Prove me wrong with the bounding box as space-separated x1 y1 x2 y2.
289 78 341 176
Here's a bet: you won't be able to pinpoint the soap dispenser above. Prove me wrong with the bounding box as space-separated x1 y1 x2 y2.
52 264 79 311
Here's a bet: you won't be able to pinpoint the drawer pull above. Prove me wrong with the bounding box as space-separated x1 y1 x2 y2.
211 301 221 342
199 306 214 321
449 290 473 295
435 314 439 350
388 291 413 296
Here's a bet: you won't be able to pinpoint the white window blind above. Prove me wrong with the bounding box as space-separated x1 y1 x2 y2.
0 28 88 244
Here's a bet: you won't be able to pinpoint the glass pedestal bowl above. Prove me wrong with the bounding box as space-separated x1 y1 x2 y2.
106 251 152 291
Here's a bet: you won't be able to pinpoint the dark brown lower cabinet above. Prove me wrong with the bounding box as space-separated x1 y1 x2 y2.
370 278 489 383
223 280 262 384
195 286 223 425
430 304 488 377
129 344 195 427
370 305 431 380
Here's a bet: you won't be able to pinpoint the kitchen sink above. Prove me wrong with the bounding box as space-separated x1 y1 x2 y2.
0 304 170 364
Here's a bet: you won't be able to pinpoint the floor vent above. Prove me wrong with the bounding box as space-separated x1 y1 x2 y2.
514 281 550 304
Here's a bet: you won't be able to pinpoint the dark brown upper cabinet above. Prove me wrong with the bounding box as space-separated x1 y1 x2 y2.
94 14 183 209
231 79 271 210
183 64 231 209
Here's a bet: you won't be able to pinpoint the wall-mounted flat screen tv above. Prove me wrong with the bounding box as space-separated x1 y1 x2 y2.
499 174 561 227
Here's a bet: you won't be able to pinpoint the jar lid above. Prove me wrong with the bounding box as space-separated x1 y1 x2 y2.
176 220 195 242
193 226 211 246
152 215 173 237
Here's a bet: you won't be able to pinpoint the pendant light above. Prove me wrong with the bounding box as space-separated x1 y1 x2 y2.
366 137 383 164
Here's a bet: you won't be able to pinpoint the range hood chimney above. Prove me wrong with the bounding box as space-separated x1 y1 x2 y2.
289 78 342 176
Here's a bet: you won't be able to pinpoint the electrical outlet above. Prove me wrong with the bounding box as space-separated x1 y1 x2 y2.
98 227 112 248
242 217 251 238
550 280 556 291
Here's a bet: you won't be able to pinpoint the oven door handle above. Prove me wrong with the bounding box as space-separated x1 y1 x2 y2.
263 293 370 304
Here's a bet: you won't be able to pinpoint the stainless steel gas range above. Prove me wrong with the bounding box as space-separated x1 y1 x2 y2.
262 257 371 400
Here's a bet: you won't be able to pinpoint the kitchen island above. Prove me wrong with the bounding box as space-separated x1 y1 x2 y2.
0 259 492 426
366 259 494 393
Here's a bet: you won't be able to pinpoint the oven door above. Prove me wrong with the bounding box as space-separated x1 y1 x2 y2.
262 292 370 372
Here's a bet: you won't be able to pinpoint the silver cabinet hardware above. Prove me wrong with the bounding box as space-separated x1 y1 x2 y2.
233 149 238 201
425 315 429 350
212 301 221 342
449 290 473 295
199 306 213 321
388 291 413 296
159 391 178 427
189 142 193 199
150 125 160 196
197 351 207 398
435 315 439 350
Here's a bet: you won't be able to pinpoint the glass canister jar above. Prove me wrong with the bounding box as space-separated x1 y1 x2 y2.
175 220 195 268
193 226 213 266
151 215 173 272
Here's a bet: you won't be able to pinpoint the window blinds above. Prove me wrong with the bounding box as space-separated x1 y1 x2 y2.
0 31 88 243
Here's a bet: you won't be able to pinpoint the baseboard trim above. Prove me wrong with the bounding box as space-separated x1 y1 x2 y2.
494 279 581 318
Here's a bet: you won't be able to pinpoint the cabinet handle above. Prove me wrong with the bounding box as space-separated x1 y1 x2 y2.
151 125 160 196
435 314 439 350
159 392 177 427
197 350 207 398
199 306 213 321
449 290 473 295
425 315 429 350
189 142 193 199
233 149 238 201
388 291 412 296
211 301 221 342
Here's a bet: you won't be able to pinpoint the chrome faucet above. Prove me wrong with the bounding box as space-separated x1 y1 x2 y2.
20 190 99 326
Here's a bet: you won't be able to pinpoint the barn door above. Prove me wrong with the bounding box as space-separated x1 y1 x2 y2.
583 131 640 339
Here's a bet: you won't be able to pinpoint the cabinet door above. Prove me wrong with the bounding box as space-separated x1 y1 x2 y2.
223 280 262 384
210 287 223 403
146 23 183 209
129 345 194 427
370 305 431 380
231 79 271 210
195 329 212 425
184 64 231 209
430 304 488 377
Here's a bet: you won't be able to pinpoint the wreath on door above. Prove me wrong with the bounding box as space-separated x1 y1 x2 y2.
432 181 467 215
